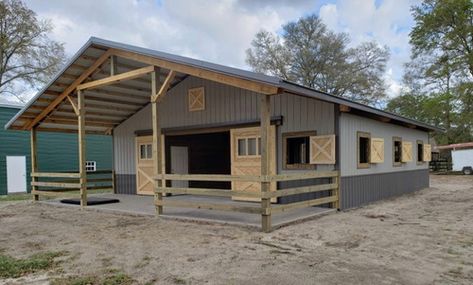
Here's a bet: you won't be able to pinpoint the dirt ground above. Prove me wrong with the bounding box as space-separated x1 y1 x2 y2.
0 175 472 285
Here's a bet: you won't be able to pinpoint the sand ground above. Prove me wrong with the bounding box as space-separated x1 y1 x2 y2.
0 175 472 285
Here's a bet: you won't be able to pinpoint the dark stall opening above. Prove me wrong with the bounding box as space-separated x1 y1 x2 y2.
165 131 231 190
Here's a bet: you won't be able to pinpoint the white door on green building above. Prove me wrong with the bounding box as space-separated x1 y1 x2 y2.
6 156 26 193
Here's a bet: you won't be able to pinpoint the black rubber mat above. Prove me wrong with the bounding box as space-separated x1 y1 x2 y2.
60 197 120 205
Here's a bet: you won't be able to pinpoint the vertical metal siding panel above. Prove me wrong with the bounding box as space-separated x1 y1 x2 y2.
340 112 430 177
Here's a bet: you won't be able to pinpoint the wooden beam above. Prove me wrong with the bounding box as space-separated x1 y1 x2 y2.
260 94 272 232
30 128 39 201
339 104 351 112
151 70 175 103
77 65 155 91
78 90 87 208
110 48 279 95
24 49 113 130
35 127 108 135
110 55 117 76
42 118 117 128
66 95 79 116
151 70 164 215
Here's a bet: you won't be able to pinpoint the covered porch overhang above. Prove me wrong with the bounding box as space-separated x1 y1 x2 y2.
6 38 340 232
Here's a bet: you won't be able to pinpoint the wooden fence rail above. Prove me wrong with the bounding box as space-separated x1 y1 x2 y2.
155 170 340 232
30 170 115 198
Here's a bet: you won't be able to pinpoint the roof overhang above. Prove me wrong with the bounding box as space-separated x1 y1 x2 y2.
5 37 441 135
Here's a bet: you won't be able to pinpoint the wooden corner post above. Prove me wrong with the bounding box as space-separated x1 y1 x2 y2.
78 90 87 208
260 94 272 232
151 69 163 215
30 127 38 201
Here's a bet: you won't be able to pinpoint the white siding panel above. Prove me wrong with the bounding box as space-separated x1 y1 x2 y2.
340 113 429 177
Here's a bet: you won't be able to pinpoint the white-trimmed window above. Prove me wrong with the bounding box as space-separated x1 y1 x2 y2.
85 161 96 172
237 137 261 157
139 144 153 160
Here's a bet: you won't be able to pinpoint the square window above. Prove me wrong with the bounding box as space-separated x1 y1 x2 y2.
417 140 424 163
357 132 371 168
393 137 402 166
283 131 316 169
85 161 96 172
146 144 153 159
238 139 246 156
247 138 257 155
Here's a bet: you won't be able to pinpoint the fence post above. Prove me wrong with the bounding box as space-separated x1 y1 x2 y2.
260 94 272 232
30 127 39 201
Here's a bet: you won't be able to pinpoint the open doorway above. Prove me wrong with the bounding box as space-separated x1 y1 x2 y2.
165 131 231 190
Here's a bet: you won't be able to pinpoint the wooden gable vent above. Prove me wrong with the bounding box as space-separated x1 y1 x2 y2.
370 138 384 163
401 141 413 162
188 87 205 111
309 134 336 164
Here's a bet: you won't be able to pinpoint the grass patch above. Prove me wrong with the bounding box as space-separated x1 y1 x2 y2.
0 193 32 202
0 251 64 278
52 271 134 285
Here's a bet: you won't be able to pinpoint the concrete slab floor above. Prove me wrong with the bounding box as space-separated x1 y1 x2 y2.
44 193 336 230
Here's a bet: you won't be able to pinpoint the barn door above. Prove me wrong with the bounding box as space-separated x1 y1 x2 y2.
135 136 155 195
230 126 276 202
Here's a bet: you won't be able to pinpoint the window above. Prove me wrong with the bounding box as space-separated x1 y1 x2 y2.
393 137 402 166
357 131 371 168
85 161 96 172
283 131 316 169
417 140 424 164
237 137 261 157
139 144 153 160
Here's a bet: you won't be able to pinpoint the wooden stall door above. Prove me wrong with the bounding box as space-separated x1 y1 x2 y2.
230 126 276 202
135 136 155 195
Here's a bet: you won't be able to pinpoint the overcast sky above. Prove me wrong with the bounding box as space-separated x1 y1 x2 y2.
13 0 419 103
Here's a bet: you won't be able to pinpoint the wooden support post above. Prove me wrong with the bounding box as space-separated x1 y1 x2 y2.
333 172 340 210
110 55 117 76
151 69 163 214
30 128 39 201
77 90 87 208
260 94 272 232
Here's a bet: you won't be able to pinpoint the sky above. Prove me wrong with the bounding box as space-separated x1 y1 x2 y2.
4 0 421 104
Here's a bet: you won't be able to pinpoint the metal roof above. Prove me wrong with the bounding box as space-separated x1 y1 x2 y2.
5 37 441 133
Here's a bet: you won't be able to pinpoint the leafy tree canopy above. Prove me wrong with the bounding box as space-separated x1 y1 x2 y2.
246 14 390 106
0 0 65 102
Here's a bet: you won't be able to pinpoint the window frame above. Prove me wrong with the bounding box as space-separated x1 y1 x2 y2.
139 143 153 160
236 136 261 158
392 136 402 167
282 131 316 170
357 131 371 169
85 161 97 172
416 140 424 165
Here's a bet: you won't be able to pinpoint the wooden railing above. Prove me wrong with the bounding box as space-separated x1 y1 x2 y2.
31 170 115 197
155 170 339 231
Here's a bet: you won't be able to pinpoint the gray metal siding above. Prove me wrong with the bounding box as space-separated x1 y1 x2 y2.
113 76 335 175
115 174 136 195
339 113 429 177
340 169 429 209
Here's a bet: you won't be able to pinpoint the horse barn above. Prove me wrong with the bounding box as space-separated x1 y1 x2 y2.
5 37 439 232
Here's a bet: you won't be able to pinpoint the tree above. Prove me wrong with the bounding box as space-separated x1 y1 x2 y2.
387 0 473 144
246 14 390 105
0 0 65 102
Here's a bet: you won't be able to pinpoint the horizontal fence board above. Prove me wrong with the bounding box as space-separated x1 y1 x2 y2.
157 174 262 182
31 172 80 178
270 171 339 182
271 196 337 214
263 183 338 198
156 199 263 214
31 181 81 188
156 187 262 198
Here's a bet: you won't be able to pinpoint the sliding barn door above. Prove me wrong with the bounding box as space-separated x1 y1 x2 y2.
135 136 155 195
230 126 276 202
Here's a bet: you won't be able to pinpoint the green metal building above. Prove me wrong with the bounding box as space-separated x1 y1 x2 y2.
0 103 112 195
